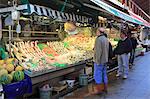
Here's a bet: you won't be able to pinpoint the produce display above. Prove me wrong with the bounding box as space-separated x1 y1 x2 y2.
105 28 120 48
9 27 96 74
0 58 25 85
109 38 119 48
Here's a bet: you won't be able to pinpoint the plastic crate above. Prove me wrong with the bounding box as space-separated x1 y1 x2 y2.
3 74 32 99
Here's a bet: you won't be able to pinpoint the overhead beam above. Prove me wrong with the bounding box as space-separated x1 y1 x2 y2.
54 0 74 8
83 3 112 16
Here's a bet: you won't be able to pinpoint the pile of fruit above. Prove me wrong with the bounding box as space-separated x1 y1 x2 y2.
9 28 96 73
0 58 25 85
109 38 118 48
8 41 57 72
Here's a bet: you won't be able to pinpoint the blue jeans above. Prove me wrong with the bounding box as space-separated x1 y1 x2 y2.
94 63 108 84
117 53 129 76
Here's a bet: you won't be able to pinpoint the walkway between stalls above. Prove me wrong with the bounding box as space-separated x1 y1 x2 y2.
62 52 150 99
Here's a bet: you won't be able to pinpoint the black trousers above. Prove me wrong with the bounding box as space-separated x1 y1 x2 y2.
129 49 135 64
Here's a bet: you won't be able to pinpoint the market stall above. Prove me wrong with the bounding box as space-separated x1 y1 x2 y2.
0 1 147 98
0 3 99 98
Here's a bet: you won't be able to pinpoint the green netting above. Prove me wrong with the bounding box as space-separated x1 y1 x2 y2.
52 62 67 68
64 42 69 48
59 64 67 67
47 54 54 57
31 63 38 69
37 44 48 50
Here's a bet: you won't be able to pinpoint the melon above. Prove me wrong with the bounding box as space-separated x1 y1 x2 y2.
13 71 24 81
0 69 8 77
0 74 11 85
5 58 15 64
5 64 14 72
0 60 4 65
2 64 6 69
15 66 23 71
11 71 15 77
8 74 13 81
0 65 4 70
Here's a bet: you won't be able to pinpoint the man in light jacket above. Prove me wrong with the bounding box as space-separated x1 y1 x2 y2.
93 27 109 94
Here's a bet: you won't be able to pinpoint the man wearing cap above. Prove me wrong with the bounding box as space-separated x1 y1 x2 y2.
93 27 109 94
114 30 132 79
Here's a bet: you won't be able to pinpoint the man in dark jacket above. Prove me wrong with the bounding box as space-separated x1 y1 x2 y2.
103 33 114 60
129 34 138 67
114 30 132 79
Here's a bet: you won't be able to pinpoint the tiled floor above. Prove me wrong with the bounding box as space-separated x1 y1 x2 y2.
63 52 150 99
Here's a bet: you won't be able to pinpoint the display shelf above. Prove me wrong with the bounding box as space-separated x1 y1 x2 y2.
2 29 58 34
24 61 86 78
3 37 60 41
31 61 86 84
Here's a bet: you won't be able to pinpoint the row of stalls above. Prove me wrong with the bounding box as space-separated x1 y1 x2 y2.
0 0 150 98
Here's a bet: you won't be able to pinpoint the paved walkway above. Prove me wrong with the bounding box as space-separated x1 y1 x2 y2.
63 52 150 99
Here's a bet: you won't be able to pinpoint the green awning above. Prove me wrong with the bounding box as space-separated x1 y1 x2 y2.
90 0 144 25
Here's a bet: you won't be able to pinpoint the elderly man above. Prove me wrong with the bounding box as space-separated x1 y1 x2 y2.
93 27 109 94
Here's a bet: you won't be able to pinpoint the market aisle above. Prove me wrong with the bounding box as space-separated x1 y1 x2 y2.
63 52 150 99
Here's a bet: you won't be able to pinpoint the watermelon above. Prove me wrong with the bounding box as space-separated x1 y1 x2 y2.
13 71 25 81
0 74 11 85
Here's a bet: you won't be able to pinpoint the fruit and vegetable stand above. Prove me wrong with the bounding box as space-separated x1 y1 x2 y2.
0 4 96 98
0 3 126 98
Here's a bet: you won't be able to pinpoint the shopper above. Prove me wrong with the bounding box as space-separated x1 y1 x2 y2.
93 27 109 94
114 30 132 79
129 34 138 67
103 33 114 60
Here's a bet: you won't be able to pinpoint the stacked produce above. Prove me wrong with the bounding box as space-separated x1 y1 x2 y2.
9 41 56 72
109 38 118 48
9 27 96 74
0 58 25 85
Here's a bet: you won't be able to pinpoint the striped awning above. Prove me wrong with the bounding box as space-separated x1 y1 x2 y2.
0 4 90 24
30 4 90 23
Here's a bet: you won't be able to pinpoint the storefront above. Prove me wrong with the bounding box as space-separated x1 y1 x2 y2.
0 0 149 98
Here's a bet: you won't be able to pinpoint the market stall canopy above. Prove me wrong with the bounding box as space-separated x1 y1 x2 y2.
0 4 91 24
128 10 150 28
90 0 145 26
